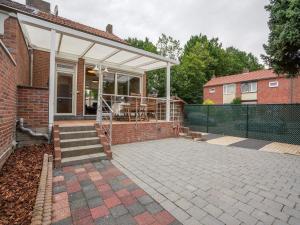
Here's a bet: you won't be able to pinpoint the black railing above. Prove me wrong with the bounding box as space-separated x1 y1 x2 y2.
184 104 300 145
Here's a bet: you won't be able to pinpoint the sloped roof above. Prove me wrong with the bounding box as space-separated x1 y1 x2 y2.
0 0 126 44
204 69 281 87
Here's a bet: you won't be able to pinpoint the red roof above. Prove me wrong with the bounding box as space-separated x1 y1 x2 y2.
204 69 281 87
0 0 127 44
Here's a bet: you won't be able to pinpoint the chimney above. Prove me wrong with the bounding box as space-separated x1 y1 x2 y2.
106 24 113 34
26 0 50 13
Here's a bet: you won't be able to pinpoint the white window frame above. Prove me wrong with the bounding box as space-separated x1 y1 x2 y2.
269 81 279 88
241 82 257 93
209 88 215 94
223 84 235 95
55 62 77 115
116 72 142 96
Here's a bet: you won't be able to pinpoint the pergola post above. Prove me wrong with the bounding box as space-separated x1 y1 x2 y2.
166 62 171 122
96 65 103 124
48 29 56 137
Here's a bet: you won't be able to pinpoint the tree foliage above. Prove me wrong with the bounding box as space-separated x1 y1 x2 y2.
262 0 300 77
126 34 263 103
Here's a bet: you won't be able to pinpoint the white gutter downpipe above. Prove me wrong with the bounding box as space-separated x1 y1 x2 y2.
48 29 56 138
19 118 49 140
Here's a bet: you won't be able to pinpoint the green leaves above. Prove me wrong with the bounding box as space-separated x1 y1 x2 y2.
263 0 300 77
126 34 263 103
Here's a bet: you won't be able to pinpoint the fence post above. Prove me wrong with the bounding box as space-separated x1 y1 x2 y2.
206 105 209 133
246 104 249 138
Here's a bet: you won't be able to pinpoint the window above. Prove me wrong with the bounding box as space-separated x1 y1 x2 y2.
209 88 215 93
103 72 115 94
223 84 235 95
269 81 279 88
117 73 141 96
241 82 257 93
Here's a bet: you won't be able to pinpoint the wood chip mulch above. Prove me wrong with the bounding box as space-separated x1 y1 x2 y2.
0 144 53 225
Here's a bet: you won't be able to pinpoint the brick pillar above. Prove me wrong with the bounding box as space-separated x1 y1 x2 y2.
77 58 85 116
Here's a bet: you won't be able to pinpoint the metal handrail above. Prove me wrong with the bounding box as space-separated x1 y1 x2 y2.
97 96 113 147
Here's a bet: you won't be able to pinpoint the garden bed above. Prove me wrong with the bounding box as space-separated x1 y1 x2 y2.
0 144 53 225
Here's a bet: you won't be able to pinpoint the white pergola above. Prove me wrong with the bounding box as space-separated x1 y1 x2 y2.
17 13 179 133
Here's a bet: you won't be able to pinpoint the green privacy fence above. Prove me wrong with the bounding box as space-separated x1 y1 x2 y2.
184 104 300 145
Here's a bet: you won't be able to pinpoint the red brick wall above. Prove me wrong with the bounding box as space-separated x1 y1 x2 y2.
77 58 85 115
0 42 17 169
32 49 50 88
203 85 223 104
17 86 49 129
236 83 241 99
2 17 30 86
292 77 300 104
103 122 177 145
257 78 291 104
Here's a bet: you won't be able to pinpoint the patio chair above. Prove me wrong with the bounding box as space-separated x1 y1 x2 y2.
146 98 158 121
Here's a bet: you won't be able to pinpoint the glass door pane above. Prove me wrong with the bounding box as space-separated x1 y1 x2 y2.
57 72 73 113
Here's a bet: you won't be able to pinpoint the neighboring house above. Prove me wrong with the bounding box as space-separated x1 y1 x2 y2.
0 0 179 168
203 69 300 104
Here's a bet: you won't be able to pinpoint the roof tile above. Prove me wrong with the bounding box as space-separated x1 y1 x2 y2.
204 69 281 87
0 0 127 44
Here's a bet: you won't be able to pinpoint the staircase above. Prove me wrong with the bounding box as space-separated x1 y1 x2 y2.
57 125 107 167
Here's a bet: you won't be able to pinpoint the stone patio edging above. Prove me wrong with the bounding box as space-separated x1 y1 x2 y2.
30 154 53 225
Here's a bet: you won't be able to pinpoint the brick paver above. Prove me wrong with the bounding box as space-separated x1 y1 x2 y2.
52 161 180 225
112 138 300 225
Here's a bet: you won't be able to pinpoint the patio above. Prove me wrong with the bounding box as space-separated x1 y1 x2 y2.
112 138 300 225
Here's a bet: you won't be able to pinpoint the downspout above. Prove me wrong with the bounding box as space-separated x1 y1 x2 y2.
29 48 33 86
18 118 49 140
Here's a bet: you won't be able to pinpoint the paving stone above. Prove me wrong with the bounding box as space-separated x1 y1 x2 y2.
160 199 177 212
251 209 275 225
235 211 258 225
145 202 163 214
203 204 223 217
184 216 202 225
201 214 224 225
170 207 190 223
127 202 146 216
87 196 103 209
69 191 85 202
187 205 207 221
52 217 73 225
69 199 88 210
175 198 193 210
53 185 67 194
110 205 128 218
288 217 300 225
218 213 240 225
114 214 137 225
137 195 154 205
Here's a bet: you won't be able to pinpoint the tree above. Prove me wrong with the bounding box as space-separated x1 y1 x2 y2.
262 0 300 77
125 37 157 54
156 34 182 60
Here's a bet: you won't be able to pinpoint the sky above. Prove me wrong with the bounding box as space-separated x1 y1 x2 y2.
15 0 270 63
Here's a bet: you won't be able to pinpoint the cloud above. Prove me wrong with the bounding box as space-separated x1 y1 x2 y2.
14 0 270 62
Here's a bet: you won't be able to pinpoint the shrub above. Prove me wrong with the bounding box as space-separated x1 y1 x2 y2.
203 99 215 105
231 97 242 104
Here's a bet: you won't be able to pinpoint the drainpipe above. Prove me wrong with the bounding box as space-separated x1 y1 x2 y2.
18 118 49 140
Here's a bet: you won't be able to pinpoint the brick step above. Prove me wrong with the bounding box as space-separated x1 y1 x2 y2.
61 144 103 158
60 130 97 140
59 125 95 132
60 137 100 148
61 152 107 167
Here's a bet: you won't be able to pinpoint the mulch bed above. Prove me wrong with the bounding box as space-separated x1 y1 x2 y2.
0 144 53 225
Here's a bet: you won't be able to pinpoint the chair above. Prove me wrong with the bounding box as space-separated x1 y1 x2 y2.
146 98 157 121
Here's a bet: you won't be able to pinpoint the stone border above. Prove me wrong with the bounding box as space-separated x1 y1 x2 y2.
30 154 53 225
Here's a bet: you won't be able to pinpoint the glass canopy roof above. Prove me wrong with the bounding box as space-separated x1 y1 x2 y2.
19 14 178 73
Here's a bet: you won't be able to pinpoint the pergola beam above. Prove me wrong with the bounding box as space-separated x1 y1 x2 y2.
100 49 121 62
80 42 95 58
136 60 159 68
119 55 142 65
57 33 63 53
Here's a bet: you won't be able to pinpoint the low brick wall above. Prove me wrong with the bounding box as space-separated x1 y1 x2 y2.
17 85 49 128
106 122 179 145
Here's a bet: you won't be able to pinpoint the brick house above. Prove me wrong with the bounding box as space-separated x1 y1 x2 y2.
203 69 300 104
0 0 180 168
